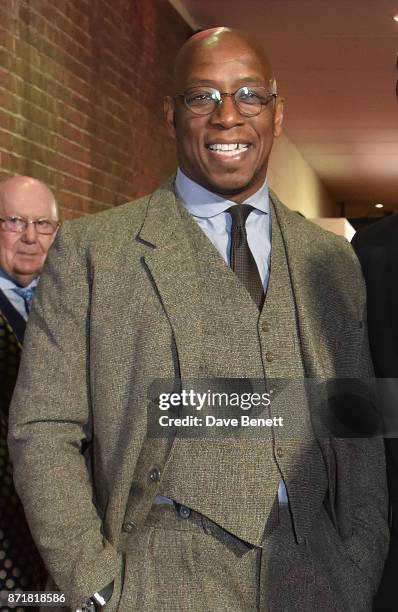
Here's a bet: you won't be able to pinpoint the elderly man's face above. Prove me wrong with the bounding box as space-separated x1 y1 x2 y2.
0 181 58 286
165 35 283 202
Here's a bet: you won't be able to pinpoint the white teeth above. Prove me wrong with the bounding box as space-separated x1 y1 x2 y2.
208 143 249 151
208 143 249 154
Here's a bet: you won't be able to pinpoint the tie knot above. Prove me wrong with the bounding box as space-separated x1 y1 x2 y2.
227 204 253 227
12 286 34 310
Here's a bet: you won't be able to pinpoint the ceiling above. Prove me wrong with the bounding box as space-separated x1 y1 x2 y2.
170 0 398 215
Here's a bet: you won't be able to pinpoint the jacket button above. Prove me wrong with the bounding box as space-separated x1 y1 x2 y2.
276 447 283 458
148 467 161 483
179 505 191 519
265 352 274 362
261 321 270 332
122 521 134 533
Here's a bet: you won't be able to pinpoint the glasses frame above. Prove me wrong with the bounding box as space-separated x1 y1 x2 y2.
174 85 279 117
0 215 60 235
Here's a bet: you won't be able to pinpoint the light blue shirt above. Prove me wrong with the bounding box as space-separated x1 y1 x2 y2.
0 269 37 321
175 168 288 506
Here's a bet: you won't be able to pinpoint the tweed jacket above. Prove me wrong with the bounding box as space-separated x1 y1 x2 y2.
8 182 388 609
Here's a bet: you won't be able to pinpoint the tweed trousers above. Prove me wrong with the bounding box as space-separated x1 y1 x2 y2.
99 502 373 612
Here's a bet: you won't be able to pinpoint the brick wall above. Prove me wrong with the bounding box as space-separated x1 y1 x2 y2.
0 0 191 219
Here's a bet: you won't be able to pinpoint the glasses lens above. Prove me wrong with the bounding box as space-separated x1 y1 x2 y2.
35 220 57 235
3 217 25 232
235 87 272 116
184 88 220 115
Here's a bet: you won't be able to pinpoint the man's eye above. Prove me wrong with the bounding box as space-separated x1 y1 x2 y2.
238 90 263 104
187 92 214 105
8 217 21 225
36 219 51 227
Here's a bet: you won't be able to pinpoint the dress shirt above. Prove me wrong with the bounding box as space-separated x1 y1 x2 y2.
175 168 288 506
0 269 37 321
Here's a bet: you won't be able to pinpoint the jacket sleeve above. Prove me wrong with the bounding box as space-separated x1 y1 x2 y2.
334 252 389 591
8 222 120 610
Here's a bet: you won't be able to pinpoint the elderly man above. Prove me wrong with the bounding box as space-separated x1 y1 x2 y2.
0 176 59 606
9 29 388 612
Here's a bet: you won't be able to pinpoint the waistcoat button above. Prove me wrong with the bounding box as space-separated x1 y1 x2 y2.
179 505 191 519
276 446 283 458
148 467 161 483
265 352 274 362
261 321 270 332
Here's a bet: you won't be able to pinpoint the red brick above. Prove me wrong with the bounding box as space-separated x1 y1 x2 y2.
59 208 86 221
0 0 187 218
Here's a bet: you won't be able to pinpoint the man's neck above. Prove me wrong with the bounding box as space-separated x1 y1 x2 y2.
178 168 269 204
0 269 37 287
13 275 37 288
175 168 270 218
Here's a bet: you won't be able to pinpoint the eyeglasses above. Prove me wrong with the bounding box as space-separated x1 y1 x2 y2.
0 216 60 235
174 85 278 116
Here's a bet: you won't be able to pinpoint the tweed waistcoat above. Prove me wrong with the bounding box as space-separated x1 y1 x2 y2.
156 202 328 546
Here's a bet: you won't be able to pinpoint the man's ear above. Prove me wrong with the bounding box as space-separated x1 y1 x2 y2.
273 97 284 138
164 96 177 139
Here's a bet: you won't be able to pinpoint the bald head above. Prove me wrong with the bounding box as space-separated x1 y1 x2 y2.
0 176 59 286
172 27 274 92
0 176 59 220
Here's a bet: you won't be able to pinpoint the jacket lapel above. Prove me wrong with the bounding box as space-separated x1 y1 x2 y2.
270 192 329 379
137 181 208 375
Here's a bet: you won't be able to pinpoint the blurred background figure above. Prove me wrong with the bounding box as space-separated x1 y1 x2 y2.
353 216 398 612
0 176 59 609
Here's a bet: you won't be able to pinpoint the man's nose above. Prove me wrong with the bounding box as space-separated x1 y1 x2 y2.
209 95 245 128
21 222 38 242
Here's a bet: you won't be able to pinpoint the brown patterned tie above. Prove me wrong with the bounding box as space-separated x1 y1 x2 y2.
228 204 264 309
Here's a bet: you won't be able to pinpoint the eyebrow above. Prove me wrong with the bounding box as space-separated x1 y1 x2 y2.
184 77 268 89
3 213 57 220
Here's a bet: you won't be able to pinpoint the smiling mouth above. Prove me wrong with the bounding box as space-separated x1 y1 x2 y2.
206 143 251 157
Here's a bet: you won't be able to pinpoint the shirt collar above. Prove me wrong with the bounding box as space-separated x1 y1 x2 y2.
175 168 270 219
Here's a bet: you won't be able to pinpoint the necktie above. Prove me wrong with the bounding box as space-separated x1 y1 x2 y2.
227 204 264 309
12 286 35 314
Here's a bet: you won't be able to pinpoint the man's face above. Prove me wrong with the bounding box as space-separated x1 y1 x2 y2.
165 36 283 202
0 182 58 286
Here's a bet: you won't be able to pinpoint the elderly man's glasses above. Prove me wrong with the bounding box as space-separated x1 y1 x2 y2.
175 85 278 117
0 216 59 235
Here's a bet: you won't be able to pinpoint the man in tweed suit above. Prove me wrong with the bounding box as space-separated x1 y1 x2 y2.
9 28 388 612
0 176 59 609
